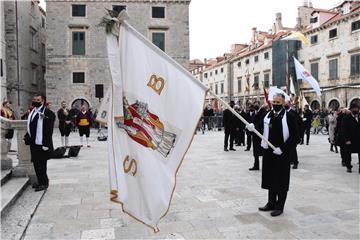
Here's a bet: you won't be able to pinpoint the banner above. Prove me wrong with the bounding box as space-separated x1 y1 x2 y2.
293 56 322 96
106 17 207 232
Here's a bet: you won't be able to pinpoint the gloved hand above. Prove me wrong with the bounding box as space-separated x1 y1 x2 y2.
273 147 282 155
42 146 49 151
246 123 255 132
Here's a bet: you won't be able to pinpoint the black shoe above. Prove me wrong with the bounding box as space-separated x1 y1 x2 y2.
245 148 250 151
224 148 229 152
35 185 48 192
270 209 283 217
292 164 298 169
249 166 259 171
347 168 352 173
306 143 309 145
229 148 236 151
342 162 346 167
258 204 275 211
32 183 39 189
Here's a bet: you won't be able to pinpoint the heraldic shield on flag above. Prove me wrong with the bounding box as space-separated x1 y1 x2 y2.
104 12 207 232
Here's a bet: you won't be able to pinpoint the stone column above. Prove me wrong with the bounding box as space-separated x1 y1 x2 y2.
11 120 36 183
0 117 12 170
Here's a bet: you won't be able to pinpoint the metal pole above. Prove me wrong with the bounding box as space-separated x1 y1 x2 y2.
209 90 276 150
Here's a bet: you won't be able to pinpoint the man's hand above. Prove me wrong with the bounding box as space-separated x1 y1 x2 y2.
65 120 71 124
246 123 255 132
42 146 49 151
345 141 351 145
273 147 283 155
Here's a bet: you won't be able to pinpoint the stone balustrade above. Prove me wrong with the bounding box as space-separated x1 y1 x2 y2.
0 117 36 183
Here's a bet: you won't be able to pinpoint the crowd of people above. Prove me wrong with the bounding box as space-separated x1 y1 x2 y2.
1 95 97 192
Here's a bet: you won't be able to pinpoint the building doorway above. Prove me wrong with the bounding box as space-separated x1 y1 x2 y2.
310 100 320 110
328 99 340 111
71 98 90 110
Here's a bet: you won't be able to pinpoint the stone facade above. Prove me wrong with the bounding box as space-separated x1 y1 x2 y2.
45 0 190 112
4 0 46 114
1 0 6 99
299 1 360 109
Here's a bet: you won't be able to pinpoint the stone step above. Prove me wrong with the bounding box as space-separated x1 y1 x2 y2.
1 177 29 217
1 169 12 186
1 186 45 240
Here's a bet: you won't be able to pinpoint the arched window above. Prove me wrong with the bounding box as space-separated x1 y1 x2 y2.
310 100 320 110
71 98 90 110
350 98 360 107
328 99 340 110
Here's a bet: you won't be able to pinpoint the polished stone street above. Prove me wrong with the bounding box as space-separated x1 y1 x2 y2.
21 130 359 239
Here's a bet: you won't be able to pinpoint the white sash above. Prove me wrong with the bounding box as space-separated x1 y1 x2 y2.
27 106 46 145
261 110 289 149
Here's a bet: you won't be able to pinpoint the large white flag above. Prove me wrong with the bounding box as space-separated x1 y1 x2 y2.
293 56 321 96
106 16 207 231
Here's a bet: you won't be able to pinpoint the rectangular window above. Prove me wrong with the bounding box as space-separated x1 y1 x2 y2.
254 55 259 62
221 67 224 73
329 59 338 80
329 28 337 39
31 64 38 85
30 28 38 51
310 17 318 23
112 5 126 15
215 69 218 75
72 4 86 17
237 61 241 67
350 54 360 76
352 20 360 32
73 72 85 83
311 62 319 80
215 83 218 94
152 6 165 18
245 59 249 65
210 72 212 77
152 32 165 51
310 35 318 44
204 73 208 78
221 83 224 94
72 32 85 55
264 52 269 60
254 75 259 90
1 59 3 77
237 78 242 93
264 73 270 88
41 18 45 28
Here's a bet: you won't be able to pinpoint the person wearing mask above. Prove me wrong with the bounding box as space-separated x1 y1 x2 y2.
341 103 360 173
24 93 55 192
301 105 313 145
246 100 267 171
248 93 299 217
223 101 237 151
327 108 338 153
76 105 93 147
57 101 72 146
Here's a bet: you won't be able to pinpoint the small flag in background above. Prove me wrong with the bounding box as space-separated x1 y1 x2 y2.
282 31 309 45
105 13 207 232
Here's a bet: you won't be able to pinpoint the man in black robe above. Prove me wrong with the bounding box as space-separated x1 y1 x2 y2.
301 105 312 145
223 101 237 151
341 103 360 173
249 93 299 217
247 100 267 171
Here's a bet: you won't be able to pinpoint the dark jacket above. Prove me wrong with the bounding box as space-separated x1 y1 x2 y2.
261 109 299 192
223 108 236 131
287 109 303 144
341 114 360 153
303 109 313 128
25 106 56 151
252 107 267 157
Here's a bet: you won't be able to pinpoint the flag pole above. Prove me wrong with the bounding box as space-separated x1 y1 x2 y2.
208 90 276 150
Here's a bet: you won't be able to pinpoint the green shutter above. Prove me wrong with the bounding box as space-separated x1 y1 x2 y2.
72 32 85 55
152 32 165 51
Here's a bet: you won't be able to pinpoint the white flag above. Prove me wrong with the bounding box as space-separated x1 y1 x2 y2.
289 75 296 95
106 18 207 231
293 56 321 96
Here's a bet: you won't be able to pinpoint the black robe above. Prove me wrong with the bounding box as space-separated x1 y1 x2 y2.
261 109 299 192
251 107 267 157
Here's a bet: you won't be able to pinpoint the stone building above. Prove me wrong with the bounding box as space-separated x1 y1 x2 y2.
1 0 6 99
299 1 360 110
45 0 191 112
3 0 46 114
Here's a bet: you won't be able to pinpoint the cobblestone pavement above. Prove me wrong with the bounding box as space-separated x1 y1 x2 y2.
22 130 359 239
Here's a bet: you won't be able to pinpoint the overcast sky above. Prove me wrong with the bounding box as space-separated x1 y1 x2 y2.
39 0 338 60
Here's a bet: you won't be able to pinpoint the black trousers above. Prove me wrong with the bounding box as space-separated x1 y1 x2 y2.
268 189 287 210
30 145 49 186
339 145 345 164
246 130 252 149
301 126 311 144
344 145 360 169
79 126 90 137
224 128 235 149
59 121 71 137
239 128 245 145
289 147 298 165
